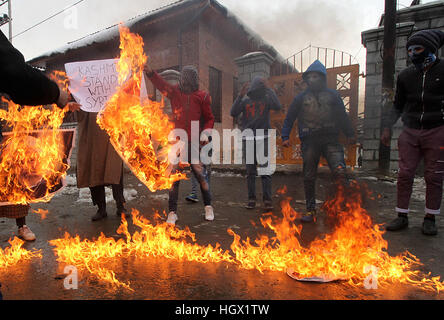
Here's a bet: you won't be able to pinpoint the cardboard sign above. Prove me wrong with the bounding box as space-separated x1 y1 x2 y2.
65 59 148 112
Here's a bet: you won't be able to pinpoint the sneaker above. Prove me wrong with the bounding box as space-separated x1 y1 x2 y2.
422 218 437 236
92 209 107 222
18 225 36 241
386 216 408 231
301 210 316 223
205 205 214 221
185 193 199 203
245 201 256 209
166 212 178 225
264 201 273 211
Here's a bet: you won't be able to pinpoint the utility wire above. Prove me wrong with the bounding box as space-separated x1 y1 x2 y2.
12 0 85 39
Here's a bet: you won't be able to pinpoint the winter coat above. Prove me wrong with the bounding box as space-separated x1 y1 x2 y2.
0 30 61 216
230 77 282 136
0 31 60 107
76 111 123 188
384 58 444 130
147 71 214 138
282 60 354 142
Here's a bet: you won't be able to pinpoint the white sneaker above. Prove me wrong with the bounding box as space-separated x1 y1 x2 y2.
166 212 178 225
18 225 36 241
205 206 214 221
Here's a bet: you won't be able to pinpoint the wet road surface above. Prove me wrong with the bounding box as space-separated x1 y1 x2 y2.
1 168 443 300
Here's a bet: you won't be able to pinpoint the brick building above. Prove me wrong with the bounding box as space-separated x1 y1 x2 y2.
361 1 444 170
29 0 286 136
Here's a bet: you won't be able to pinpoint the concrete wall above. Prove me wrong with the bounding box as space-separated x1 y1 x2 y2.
361 2 444 170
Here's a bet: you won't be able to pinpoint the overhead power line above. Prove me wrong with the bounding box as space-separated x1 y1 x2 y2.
12 0 84 39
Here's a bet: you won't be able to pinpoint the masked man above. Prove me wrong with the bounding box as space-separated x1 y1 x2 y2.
381 29 444 236
282 60 355 223
144 64 215 226
230 77 282 210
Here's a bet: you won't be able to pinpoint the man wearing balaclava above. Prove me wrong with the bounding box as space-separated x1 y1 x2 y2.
381 29 444 236
231 77 282 211
282 60 355 223
144 63 215 226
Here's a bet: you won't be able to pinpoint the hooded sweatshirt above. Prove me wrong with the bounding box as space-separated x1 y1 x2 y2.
230 77 282 138
281 60 354 142
147 69 214 138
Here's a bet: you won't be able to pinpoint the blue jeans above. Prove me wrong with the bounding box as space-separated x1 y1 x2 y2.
190 165 211 195
301 139 347 211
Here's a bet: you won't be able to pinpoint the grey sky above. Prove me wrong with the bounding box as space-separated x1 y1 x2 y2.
0 0 438 73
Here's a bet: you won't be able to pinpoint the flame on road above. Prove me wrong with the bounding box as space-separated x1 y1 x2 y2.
0 238 42 269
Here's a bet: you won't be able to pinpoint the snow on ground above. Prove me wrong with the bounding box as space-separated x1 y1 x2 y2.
211 171 243 178
53 175 138 204
147 193 169 201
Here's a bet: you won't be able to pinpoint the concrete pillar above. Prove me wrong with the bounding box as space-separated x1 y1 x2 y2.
157 69 180 114
234 51 275 86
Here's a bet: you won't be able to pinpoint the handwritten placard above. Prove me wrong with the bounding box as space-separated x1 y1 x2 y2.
65 59 147 112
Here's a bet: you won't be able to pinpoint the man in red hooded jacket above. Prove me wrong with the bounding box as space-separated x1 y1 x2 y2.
144 63 215 225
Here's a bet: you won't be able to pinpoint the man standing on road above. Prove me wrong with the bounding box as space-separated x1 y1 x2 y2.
281 60 355 223
381 29 444 236
230 77 282 211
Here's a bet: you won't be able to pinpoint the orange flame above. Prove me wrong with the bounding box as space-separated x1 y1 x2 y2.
33 208 49 220
97 25 184 192
50 185 444 294
0 237 42 269
229 182 444 293
0 98 68 204
50 210 233 291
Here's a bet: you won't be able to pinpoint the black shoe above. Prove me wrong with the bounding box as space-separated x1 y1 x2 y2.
92 209 107 222
386 216 408 231
263 201 273 211
245 201 256 209
422 218 438 236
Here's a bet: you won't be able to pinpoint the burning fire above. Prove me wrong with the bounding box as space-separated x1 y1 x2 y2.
47 25 443 295
50 210 233 291
0 237 42 269
33 208 50 220
0 98 68 204
50 183 444 294
97 25 184 192
229 182 444 293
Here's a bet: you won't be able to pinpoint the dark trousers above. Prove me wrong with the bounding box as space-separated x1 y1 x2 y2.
397 126 444 215
243 138 272 202
301 138 347 211
89 174 125 210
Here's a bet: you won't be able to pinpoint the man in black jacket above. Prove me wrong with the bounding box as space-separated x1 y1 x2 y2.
231 77 282 211
381 29 444 236
0 30 77 300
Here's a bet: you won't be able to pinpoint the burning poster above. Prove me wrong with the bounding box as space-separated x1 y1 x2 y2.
0 129 75 206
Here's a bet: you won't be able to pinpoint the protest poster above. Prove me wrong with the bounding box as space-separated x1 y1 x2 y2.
65 59 148 112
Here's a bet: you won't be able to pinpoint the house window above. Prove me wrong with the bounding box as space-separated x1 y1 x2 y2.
209 66 222 123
